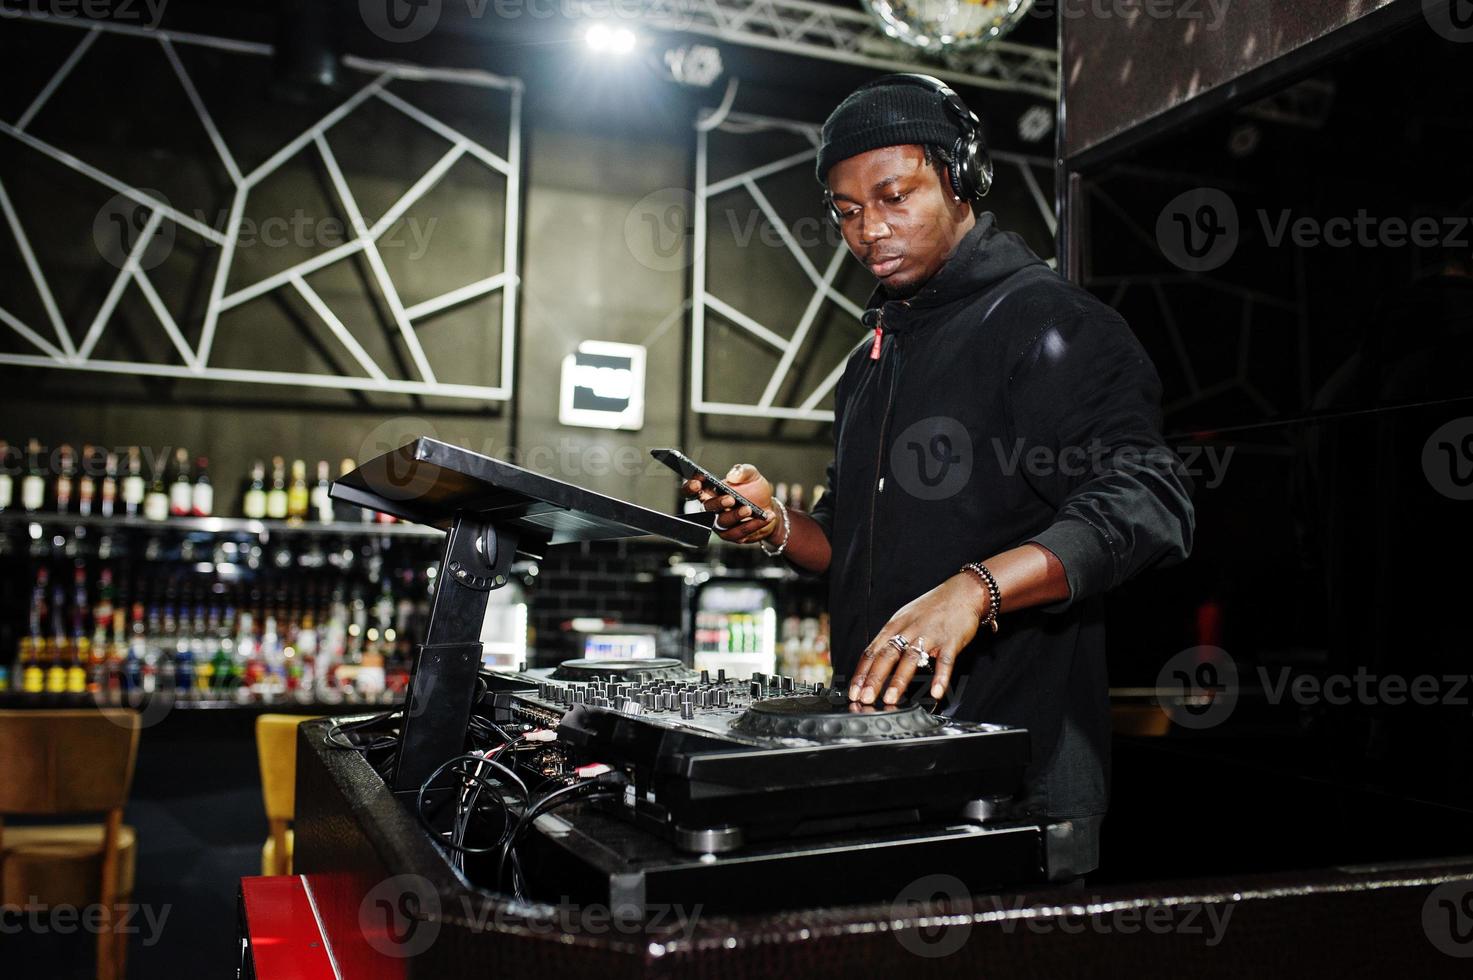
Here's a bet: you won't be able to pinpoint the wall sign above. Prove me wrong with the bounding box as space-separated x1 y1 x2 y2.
559 341 646 431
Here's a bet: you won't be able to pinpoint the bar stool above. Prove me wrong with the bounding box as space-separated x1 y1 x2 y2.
0 708 141 980
256 714 317 876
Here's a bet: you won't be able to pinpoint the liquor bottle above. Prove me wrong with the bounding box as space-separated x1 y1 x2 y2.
144 452 169 521
192 456 213 517
55 444 75 514
100 451 118 518
242 460 267 519
0 440 13 512
124 602 146 696
106 607 127 704
311 460 334 524
169 448 192 517
122 447 145 518
287 459 309 524
77 445 97 516
266 456 289 520
21 438 46 513
210 606 236 697
47 575 69 694
19 637 42 694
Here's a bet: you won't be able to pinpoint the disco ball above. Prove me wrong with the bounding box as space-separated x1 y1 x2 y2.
862 0 1036 51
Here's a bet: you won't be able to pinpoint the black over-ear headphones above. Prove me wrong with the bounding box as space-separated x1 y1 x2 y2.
824 73 993 227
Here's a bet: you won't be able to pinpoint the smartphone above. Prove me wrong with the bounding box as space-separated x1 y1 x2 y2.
650 449 770 524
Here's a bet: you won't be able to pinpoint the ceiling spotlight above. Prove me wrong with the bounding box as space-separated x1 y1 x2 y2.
1017 105 1054 143
586 23 638 54
665 44 724 87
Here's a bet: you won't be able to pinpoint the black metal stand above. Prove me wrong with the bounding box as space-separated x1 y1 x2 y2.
391 514 519 793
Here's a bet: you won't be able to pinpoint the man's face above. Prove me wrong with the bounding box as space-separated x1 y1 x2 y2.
826 144 973 299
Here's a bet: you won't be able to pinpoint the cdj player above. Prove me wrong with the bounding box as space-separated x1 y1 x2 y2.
474 658 1066 912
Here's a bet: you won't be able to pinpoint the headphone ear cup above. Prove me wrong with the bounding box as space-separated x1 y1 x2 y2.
825 197 843 227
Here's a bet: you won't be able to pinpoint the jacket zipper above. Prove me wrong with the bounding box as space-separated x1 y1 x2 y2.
865 303 904 632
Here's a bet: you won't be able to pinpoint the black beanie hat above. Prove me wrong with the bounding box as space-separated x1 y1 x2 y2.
815 79 963 184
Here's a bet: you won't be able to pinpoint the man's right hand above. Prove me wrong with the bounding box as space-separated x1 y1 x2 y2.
679 463 777 545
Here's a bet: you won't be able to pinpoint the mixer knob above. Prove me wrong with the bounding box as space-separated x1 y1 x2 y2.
717 689 729 707
750 680 762 698
782 676 794 693
680 702 695 720
699 670 710 684
753 672 766 687
518 661 527 673
717 669 726 682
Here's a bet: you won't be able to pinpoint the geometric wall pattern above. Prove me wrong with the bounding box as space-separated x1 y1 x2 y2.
0 13 521 401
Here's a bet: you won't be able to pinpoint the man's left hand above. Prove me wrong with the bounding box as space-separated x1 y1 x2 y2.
849 573 988 705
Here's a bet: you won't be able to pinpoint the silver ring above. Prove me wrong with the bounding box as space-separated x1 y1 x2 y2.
887 634 910 654
912 636 931 669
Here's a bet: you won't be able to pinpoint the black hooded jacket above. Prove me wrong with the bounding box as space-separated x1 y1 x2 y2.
808 213 1195 819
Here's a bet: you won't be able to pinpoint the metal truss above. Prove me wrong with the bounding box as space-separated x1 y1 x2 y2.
611 0 1058 97
0 14 521 402
692 109 1055 422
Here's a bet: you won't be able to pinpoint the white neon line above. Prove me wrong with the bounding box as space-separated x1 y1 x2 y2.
692 127 709 407
298 876 344 980
758 244 845 409
16 26 98 132
315 134 435 384
1015 158 1056 235
290 275 388 381
703 147 815 199
0 306 65 361
243 76 389 190
341 54 521 92
6 10 275 55
694 399 834 422
78 209 166 360
160 36 243 186
0 176 74 357
404 273 507 321
132 269 200 370
195 185 247 366
0 353 510 399
0 122 227 245
704 294 790 351
369 141 467 239
499 86 521 395
219 239 367 313
375 89 509 175
745 178 826 289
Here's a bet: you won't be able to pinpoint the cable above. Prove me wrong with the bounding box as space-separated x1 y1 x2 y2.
416 754 530 856
495 773 627 896
324 710 402 752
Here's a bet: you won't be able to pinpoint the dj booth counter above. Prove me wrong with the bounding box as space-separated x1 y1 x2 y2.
269 438 1473 978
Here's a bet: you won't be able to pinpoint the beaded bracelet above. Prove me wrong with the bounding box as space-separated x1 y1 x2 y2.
960 561 1001 634
759 498 791 558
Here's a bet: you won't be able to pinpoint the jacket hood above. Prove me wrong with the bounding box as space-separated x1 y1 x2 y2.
863 211 1049 325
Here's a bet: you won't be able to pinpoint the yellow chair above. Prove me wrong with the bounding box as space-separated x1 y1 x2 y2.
0 708 141 980
256 714 318 876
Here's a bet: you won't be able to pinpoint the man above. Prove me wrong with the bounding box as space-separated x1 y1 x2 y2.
684 75 1194 876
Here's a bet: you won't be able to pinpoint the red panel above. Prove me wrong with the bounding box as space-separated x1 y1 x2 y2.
240 876 340 980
